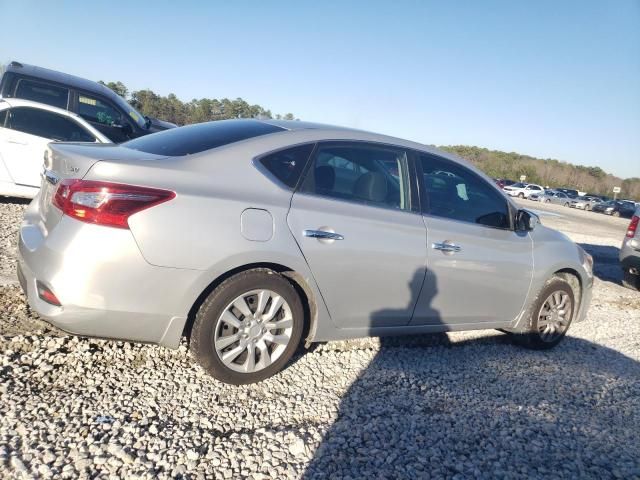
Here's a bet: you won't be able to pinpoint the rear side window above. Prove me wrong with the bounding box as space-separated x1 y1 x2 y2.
259 144 315 188
7 107 96 142
420 154 510 229
300 143 411 211
123 120 284 156
15 79 69 109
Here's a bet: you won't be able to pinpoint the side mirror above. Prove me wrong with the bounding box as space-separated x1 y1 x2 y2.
516 209 540 231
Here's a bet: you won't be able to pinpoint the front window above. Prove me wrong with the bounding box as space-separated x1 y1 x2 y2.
420 154 510 229
77 94 126 127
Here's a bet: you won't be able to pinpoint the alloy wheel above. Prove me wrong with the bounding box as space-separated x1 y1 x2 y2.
214 289 294 373
537 291 573 342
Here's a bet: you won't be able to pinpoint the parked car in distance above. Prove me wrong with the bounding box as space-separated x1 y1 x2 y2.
0 98 110 198
592 200 636 218
0 61 176 143
539 191 573 206
570 196 602 211
17 119 594 384
555 188 579 199
503 182 544 199
620 208 640 290
493 178 505 189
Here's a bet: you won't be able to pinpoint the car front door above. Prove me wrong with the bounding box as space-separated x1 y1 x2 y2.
287 142 427 330
73 92 132 143
411 153 533 327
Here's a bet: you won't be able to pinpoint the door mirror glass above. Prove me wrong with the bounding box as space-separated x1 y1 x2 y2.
516 209 539 231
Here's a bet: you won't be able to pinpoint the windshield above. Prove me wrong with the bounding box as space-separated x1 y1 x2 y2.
111 94 147 129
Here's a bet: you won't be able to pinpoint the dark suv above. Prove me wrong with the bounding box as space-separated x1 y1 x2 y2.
0 61 176 143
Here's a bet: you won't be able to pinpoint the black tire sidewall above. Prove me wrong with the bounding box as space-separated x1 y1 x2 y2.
191 270 304 385
528 278 575 349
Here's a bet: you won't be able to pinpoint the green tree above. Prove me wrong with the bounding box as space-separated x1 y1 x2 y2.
98 80 128 99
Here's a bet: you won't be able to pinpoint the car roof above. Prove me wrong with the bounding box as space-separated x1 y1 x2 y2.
0 98 112 143
5 61 116 98
0 97 82 117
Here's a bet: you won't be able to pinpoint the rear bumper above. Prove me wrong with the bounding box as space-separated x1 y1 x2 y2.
17 215 200 348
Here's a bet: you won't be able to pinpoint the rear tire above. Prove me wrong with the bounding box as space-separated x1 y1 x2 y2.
586 205 591 211
613 211 620 217
191 269 304 384
519 193 525 199
512 277 576 350
622 270 640 291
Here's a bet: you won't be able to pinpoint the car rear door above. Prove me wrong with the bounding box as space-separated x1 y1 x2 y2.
1 107 99 188
287 142 427 330
412 153 533 327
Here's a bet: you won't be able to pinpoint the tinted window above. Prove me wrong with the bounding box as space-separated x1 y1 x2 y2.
0 110 6 126
420 154 510 229
15 79 69 109
77 94 124 126
300 143 410 211
259 144 315 188
123 120 284 156
7 107 96 142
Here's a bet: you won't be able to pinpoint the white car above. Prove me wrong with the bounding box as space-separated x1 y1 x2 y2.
503 182 544 199
0 98 110 198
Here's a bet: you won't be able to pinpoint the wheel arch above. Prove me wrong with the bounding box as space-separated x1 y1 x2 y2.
553 268 582 315
182 262 318 346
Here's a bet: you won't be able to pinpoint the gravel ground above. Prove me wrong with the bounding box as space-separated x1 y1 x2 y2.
1 198 639 479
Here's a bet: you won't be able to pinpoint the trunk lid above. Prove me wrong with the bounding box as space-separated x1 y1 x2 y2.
39 142 168 231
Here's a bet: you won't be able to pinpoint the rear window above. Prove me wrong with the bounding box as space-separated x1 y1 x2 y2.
15 79 69 109
122 120 285 156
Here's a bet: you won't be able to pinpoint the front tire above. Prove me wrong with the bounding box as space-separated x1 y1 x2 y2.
191 269 304 384
613 211 620 217
519 193 525 199
513 277 576 350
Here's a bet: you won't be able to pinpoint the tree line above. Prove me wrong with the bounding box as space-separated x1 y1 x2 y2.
0 63 636 199
98 81 295 126
440 145 639 201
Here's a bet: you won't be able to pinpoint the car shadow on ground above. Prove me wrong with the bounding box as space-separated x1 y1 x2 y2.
302 332 640 478
302 266 639 478
578 243 623 285
0 196 30 205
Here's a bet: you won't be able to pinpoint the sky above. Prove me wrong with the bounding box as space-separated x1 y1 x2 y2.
0 0 638 178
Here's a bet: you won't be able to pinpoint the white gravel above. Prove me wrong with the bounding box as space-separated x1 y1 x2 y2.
1 198 639 479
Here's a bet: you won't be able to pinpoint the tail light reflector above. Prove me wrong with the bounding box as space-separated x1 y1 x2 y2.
36 281 61 306
627 215 639 238
53 179 175 229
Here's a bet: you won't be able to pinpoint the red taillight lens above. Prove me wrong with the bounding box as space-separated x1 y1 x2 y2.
52 179 175 229
627 215 639 238
36 281 61 306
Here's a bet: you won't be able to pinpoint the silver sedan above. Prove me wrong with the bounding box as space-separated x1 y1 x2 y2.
18 120 594 384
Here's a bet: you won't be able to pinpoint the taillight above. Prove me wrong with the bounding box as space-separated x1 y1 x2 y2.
627 215 639 238
52 179 175 229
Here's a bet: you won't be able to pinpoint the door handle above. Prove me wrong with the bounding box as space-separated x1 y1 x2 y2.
303 229 344 241
432 241 461 254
